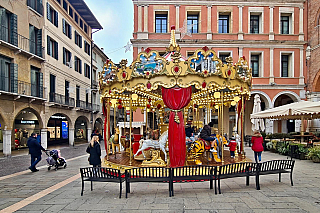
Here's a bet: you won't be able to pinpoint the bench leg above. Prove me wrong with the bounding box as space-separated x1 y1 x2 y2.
256 175 260 190
125 182 129 198
214 179 217 195
246 175 249 186
218 179 221 194
168 182 171 197
81 180 84 196
210 179 213 190
279 173 281 182
290 172 294 186
171 181 174 197
91 181 93 191
119 182 122 199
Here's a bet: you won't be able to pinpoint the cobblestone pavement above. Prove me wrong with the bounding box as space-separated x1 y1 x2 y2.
0 145 320 213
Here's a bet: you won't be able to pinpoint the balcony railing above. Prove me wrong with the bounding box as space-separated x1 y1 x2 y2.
27 0 44 16
92 104 100 112
76 100 92 111
0 76 45 99
49 93 75 107
0 25 44 58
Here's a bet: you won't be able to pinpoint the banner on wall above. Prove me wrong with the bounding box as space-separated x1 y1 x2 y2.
62 121 68 139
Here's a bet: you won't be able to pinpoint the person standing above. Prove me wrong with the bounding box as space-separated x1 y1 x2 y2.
227 136 237 158
86 135 101 167
27 133 45 172
251 130 264 163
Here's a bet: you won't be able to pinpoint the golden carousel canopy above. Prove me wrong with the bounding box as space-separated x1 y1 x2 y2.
99 27 252 108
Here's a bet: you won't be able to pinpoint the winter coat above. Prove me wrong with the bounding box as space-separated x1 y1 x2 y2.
185 125 194 137
86 141 101 166
228 140 237 151
251 134 264 152
27 136 45 156
200 125 211 140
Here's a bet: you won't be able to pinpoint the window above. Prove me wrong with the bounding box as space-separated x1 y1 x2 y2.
281 55 289 77
84 63 90 78
47 3 58 27
187 14 199 33
93 52 96 61
80 19 83 28
251 55 259 77
84 24 88 33
93 69 96 81
31 66 43 98
47 36 58 60
63 0 67 11
65 80 69 104
74 13 78 23
219 14 229 33
49 74 56 102
74 56 82 73
250 15 259 34
74 31 82 48
155 13 167 33
0 8 18 46
63 19 72 39
281 15 289 34
27 0 43 15
76 85 80 107
84 40 90 55
29 25 42 57
63 47 72 66
69 6 73 18
0 55 18 93
219 52 231 64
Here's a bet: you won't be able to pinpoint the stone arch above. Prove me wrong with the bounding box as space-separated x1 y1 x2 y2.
45 112 73 129
94 117 103 132
0 109 8 129
74 115 90 142
312 69 320 92
251 90 272 109
13 107 43 129
272 91 301 106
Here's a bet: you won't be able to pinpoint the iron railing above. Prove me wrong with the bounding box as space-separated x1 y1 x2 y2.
76 100 92 110
0 76 45 99
92 104 100 112
0 25 44 58
27 0 44 15
49 93 75 107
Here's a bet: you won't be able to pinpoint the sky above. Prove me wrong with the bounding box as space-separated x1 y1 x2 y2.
85 0 134 64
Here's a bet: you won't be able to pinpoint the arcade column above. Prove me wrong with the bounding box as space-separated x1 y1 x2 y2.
41 128 47 149
87 128 92 142
69 128 74 146
3 129 12 156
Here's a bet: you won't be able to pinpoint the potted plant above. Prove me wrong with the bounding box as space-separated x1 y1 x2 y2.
298 145 308 160
306 147 320 163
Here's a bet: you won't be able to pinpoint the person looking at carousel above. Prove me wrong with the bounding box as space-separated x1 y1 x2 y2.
200 122 218 152
86 136 101 167
251 130 264 163
185 120 195 144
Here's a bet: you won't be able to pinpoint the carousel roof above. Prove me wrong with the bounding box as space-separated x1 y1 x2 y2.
99 26 252 109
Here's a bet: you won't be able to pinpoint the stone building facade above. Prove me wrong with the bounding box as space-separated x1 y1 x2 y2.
0 0 104 156
131 0 308 135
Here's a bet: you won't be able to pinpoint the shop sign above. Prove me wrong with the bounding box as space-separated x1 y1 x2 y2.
15 120 39 125
51 116 66 119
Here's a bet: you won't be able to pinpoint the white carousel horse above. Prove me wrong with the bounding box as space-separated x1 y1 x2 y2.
134 130 168 162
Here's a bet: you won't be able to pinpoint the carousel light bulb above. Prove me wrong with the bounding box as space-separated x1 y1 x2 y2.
215 105 219 109
214 92 220 99
234 96 240 102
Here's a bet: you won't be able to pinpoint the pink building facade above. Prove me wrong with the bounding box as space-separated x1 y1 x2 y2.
131 0 308 134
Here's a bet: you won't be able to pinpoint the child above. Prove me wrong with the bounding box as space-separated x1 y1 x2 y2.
228 136 237 158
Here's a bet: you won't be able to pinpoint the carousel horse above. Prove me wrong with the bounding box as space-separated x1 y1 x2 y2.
134 130 168 162
188 139 205 165
109 128 120 154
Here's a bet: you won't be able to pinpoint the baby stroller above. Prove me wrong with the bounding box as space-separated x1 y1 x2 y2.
45 149 67 171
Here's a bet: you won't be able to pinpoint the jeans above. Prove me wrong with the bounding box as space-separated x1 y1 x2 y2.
31 155 42 170
230 151 235 157
254 151 262 163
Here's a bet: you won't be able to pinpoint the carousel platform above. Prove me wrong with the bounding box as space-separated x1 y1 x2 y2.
102 150 252 173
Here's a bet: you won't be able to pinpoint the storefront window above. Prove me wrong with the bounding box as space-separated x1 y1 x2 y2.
75 117 87 142
47 114 69 145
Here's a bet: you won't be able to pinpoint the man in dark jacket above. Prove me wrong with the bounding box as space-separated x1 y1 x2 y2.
200 122 218 152
27 133 45 172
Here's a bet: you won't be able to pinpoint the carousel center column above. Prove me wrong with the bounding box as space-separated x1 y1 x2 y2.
3 129 12 156
69 128 74 146
41 128 47 149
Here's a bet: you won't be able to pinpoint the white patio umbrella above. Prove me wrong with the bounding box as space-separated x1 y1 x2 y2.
251 94 265 131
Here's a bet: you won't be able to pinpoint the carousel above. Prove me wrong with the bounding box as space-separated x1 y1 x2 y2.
99 26 252 171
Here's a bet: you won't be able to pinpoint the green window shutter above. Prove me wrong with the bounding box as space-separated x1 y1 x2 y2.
63 47 66 64
69 25 72 39
74 56 77 71
46 3 51 21
54 41 58 60
0 60 4 91
0 8 6 41
47 35 50 56
79 36 82 48
88 65 90 79
10 63 18 93
79 60 82 74
31 67 36 96
54 11 58 27
39 72 43 98
62 18 65 34
36 29 42 57
29 25 35 54
84 63 87 76
10 14 18 46
74 31 77 44
88 43 90 56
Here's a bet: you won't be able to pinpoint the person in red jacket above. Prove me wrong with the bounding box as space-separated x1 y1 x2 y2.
227 136 237 158
251 130 264 163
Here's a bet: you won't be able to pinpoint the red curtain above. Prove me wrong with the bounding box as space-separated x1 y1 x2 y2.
162 87 192 167
102 101 108 150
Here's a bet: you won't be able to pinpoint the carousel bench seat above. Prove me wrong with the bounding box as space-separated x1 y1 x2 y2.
125 167 171 198
171 165 217 196
80 167 125 198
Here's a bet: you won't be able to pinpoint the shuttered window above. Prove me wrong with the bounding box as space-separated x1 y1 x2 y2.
47 3 58 27
62 18 72 39
47 36 58 60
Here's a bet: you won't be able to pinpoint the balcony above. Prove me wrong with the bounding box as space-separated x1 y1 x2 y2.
27 0 44 16
0 25 44 60
92 80 98 89
92 104 100 113
76 100 93 111
0 76 46 100
49 93 75 107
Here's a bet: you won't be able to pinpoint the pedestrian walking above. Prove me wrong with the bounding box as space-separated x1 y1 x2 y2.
86 135 101 167
251 130 264 163
27 133 46 172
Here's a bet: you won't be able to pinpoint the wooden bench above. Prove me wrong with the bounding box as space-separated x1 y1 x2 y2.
80 167 125 198
217 162 257 194
171 165 217 196
256 160 295 190
125 167 171 198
